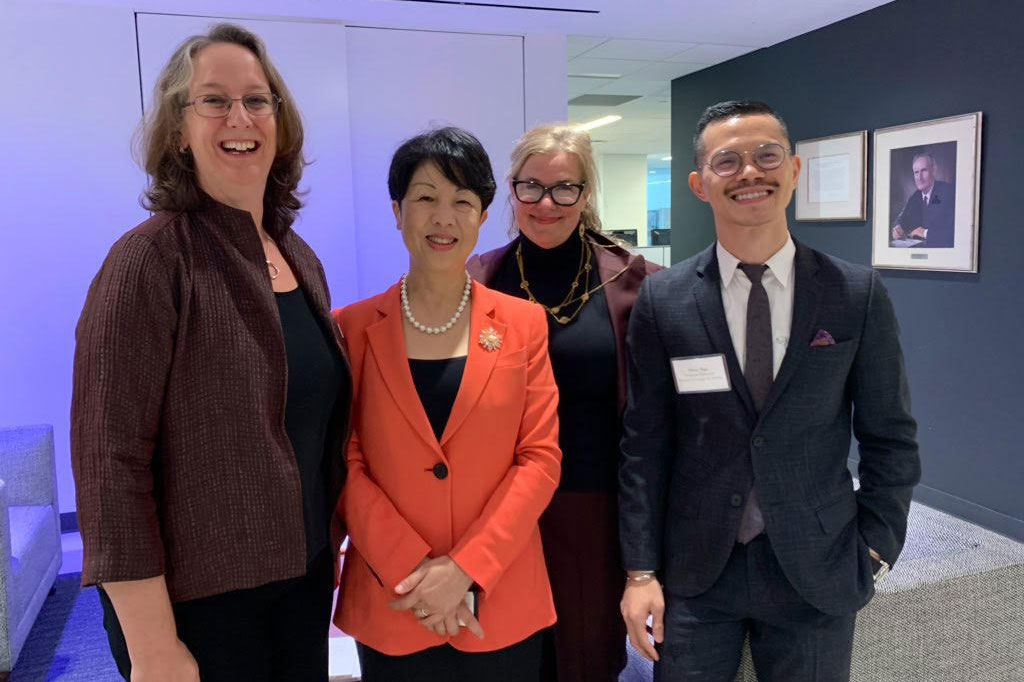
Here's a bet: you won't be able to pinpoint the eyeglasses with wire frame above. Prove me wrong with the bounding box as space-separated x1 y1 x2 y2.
512 180 587 206
702 143 790 177
183 93 282 118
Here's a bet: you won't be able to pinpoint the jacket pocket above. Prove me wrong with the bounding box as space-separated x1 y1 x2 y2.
494 346 527 368
815 494 857 534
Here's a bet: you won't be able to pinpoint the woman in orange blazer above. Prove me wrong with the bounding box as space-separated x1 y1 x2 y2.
333 127 561 681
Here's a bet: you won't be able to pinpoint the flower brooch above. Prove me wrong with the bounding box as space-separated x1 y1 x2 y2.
478 327 503 352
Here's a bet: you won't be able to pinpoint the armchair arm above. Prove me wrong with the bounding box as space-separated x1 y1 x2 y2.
0 477 11 566
0 425 58 507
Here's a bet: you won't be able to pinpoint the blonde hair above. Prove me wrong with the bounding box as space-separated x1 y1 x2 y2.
507 123 602 235
136 23 306 227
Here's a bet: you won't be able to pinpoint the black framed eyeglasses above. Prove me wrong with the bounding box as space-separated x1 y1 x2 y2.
512 180 586 206
702 143 789 177
183 93 282 118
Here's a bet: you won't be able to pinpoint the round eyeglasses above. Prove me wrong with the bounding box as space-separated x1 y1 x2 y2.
703 143 789 177
184 93 282 118
512 180 586 207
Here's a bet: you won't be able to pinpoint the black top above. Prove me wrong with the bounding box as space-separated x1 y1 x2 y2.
490 230 621 491
276 287 349 562
409 357 468 441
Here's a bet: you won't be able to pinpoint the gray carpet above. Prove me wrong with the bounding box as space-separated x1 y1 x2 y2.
621 501 1024 682
11 573 121 682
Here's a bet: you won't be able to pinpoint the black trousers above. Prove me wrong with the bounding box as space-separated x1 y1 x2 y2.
99 548 334 682
656 535 856 682
357 630 544 682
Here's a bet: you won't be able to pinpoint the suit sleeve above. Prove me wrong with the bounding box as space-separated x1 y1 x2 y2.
449 304 561 593
618 276 675 571
334 309 432 591
850 271 921 564
71 233 176 586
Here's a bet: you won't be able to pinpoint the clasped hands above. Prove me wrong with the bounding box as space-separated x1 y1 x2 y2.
389 555 484 639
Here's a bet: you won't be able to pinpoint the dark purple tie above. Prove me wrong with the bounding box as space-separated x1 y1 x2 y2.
737 264 771 543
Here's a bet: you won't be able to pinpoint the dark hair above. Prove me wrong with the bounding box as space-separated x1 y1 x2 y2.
388 127 496 210
137 23 306 228
692 100 791 166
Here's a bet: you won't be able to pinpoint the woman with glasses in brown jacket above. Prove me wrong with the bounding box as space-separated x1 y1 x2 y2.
71 24 350 682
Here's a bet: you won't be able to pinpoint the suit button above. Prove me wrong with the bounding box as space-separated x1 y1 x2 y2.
730 494 743 507
752 436 766 448
432 463 449 480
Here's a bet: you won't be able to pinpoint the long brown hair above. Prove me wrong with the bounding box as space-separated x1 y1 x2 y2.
136 23 306 228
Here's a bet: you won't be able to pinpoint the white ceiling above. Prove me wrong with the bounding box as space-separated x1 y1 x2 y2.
85 0 895 158
553 0 894 158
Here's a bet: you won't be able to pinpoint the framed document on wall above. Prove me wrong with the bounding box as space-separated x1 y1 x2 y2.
795 130 867 221
871 112 982 272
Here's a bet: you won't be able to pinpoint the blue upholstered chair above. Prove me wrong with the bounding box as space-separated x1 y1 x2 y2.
0 425 62 678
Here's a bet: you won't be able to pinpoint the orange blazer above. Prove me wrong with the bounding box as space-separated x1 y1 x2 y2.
332 280 561 655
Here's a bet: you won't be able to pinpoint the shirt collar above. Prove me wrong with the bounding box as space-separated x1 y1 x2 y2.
716 234 796 289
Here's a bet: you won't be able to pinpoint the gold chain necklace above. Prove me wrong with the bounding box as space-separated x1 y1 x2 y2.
515 230 631 325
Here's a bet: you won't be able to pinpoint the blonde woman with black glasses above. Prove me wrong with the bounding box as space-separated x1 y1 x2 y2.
467 123 661 682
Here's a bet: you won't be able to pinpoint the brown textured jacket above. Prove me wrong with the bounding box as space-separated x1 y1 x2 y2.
71 197 350 602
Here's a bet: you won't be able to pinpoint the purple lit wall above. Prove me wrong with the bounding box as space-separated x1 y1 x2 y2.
0 0 566 517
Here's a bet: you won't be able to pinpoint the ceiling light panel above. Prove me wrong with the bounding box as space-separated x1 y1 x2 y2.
568 57 649 78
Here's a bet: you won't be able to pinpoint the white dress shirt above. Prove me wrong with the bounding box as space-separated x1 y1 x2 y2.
716 236 796 380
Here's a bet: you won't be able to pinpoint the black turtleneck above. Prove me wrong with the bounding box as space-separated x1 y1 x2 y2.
490 229 620 492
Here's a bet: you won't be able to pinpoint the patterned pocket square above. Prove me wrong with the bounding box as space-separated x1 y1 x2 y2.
810 329 836 347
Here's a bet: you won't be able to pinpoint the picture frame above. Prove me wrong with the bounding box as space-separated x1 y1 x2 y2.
871 112 982 272
795 130 866 221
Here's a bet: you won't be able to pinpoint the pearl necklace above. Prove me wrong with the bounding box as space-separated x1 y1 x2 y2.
400 272 472 335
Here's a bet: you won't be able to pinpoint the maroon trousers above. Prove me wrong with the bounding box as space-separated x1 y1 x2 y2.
539 490 627 682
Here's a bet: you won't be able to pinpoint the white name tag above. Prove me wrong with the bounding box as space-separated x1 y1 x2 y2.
670 354 732 394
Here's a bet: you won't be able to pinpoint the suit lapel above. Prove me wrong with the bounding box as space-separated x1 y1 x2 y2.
762 241 822 416
441 282 503 446
365 285 444 456
692 246 756 418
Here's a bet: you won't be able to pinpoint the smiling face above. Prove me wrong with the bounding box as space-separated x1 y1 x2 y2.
688 113 800 239
513 151 589 249
394 162 487 275
178 42 277 205
913 155 936 193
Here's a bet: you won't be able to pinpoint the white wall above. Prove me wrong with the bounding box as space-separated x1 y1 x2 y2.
598 154 649 245
345 27 525 298
135 13 359 304
1 1 149 518
0 0 567 516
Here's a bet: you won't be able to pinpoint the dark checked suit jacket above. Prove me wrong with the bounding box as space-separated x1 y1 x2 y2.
619 238 920 616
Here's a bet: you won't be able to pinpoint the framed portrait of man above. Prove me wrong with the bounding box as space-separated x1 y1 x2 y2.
872 112 982 272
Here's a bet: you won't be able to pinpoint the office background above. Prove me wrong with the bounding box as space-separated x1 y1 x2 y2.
670 0 1022 539
0 0 1021 542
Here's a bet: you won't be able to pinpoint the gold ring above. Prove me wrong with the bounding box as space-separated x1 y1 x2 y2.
415 608 429 619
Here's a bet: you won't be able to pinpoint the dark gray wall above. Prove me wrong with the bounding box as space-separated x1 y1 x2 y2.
669 0 1023 539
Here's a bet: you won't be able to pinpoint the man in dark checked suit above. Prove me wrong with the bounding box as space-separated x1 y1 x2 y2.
618 101 920 682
